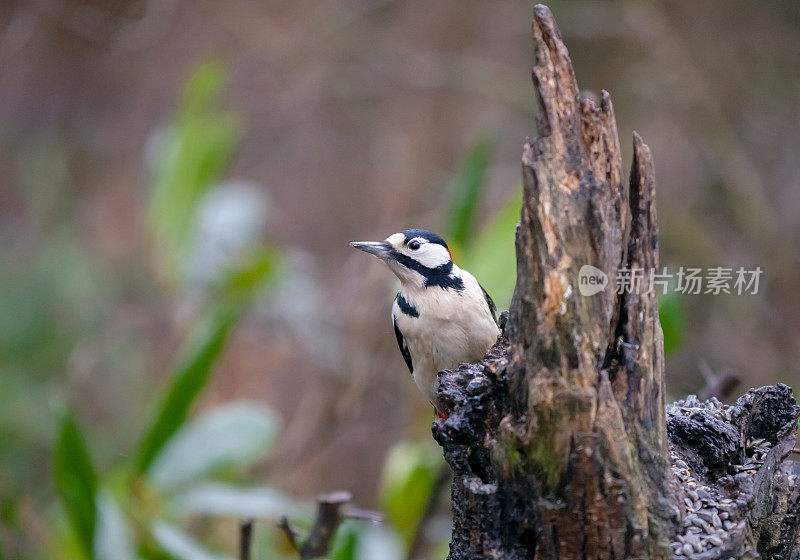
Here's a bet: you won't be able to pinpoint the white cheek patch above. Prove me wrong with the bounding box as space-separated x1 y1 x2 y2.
414 244 451 268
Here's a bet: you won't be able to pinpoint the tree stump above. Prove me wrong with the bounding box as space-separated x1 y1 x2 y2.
433 5 800 560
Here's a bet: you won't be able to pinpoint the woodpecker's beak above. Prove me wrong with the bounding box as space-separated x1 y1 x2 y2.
350 241 393 259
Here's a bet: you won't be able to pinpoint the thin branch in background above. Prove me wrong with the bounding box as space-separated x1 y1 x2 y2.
344 506 384 525
239 519 253 560
277 491 383 559
301 491 351 559
277 516 301 553
697 360 740 401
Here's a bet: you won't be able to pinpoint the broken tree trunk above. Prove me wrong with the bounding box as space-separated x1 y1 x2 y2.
433 5 800 560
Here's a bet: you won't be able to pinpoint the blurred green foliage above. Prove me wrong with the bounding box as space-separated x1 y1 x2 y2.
378 441 441 546
47 60 416 560
0 229 112 554
149 61 239 280
330 526 359 560
29 67 688 560
444 137 519 311
462 194 520 312
135 305 243 475
48 62 291 560
138 58 279 480
659 289 686 357
446 137 494 254
54 414 99 558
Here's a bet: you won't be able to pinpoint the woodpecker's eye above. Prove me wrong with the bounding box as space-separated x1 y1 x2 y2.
408 240 421 251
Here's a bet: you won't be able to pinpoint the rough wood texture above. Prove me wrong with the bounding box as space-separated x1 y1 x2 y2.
433 5 800 560
666 387 799 559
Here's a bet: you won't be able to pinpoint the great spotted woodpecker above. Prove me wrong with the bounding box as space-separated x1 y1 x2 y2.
351 229 500 415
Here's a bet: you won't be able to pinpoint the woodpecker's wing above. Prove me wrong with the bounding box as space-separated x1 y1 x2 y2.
479 283 498 325
393 316 413 374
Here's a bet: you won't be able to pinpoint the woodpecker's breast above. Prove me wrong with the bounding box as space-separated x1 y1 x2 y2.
392 269 499 407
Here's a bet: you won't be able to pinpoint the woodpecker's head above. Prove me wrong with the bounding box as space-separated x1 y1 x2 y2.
350 229 463 290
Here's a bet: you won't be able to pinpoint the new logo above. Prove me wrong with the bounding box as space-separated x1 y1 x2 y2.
578 265 608 296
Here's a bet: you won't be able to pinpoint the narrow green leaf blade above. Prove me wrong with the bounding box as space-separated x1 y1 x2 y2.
136 251 277 475
218 249 278 307
135 308 239 475
53 412 98 558
462 191 521 311
659 289 685 356
330 524 358 560
148 61 240 278
446 137 494 251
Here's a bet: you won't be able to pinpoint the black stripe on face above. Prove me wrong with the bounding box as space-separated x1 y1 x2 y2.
391 251 465 291
396 293 419 317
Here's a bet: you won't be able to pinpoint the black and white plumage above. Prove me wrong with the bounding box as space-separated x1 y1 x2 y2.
351 229 500 413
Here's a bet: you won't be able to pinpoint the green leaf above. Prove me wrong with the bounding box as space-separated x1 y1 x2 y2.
330 523 358 560
378 441 441 546
217 248 279 308
147 402 279 491
136 250 277 476
149 60 239 278
462 191 521 311
446 137 495 252
659 288 685 356
53 412 98 558
135 307 239 475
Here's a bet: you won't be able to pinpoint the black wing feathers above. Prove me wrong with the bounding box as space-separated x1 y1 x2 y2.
480 283 498 325
393 317 413 374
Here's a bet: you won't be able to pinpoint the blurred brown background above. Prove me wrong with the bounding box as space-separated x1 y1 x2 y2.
1 1 799 559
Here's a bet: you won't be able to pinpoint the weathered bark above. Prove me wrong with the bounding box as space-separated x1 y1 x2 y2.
433 5 800 560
